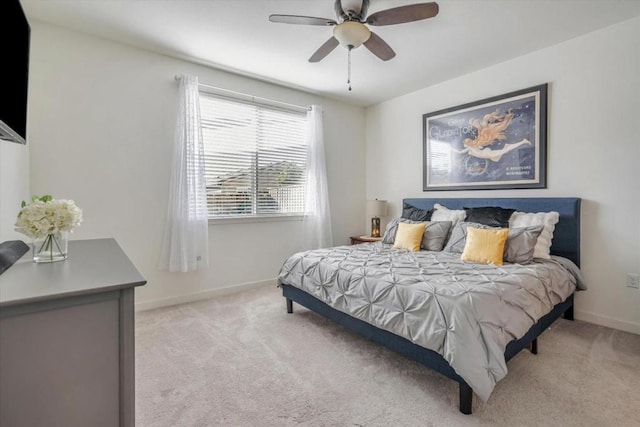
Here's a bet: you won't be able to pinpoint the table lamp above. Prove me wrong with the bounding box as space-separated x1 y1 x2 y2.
367 199 388 238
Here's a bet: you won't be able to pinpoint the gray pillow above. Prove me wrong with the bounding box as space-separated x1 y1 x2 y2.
382 218 452 251
443 222 491 253
420 221 453 251
444 222 544 264
382 217 405 244
504 225 544 264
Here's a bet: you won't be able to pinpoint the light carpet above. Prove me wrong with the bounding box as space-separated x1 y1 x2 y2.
136 286 640 426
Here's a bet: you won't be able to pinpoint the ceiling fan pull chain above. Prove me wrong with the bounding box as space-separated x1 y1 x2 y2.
347 46 352 91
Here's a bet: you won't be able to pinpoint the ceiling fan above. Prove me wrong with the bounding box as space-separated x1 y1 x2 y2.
268 0 440 63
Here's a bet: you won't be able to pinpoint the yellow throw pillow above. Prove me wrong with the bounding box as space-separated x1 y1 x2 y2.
393 222 426 252
461 227 509 266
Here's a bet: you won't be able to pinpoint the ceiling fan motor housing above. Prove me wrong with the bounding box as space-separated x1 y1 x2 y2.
335 0 370 22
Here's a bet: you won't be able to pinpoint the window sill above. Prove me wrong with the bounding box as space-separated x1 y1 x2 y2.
208 214 305 225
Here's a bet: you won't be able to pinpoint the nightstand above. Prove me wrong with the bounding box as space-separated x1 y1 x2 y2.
350 235 383 245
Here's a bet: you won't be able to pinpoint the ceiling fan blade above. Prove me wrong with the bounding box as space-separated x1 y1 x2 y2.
366 2 439 26
269 14 337 26
363 31 396 61
309 37 340 62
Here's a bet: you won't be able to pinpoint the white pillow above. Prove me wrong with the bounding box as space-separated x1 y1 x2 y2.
509 211 560 259
431 203 466 227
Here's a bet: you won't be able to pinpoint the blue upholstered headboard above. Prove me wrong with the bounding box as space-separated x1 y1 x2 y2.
403 198 581 266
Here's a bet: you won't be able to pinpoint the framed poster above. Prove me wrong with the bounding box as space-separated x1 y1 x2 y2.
423 84 547 191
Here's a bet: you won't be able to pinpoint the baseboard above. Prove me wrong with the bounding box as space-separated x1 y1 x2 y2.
575 309 640 335
135 278 276 312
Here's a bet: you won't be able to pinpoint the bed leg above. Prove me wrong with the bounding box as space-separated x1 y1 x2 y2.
530 338 538 355
286 298 293 314
563 304 574 320
459 382 472 415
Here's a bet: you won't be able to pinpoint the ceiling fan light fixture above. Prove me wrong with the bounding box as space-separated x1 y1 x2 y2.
333 22 371 48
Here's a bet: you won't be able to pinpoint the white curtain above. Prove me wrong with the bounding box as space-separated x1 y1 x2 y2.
158 73 209 272
303 105 333 249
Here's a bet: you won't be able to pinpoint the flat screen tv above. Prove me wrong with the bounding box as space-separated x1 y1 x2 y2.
0 0 30 144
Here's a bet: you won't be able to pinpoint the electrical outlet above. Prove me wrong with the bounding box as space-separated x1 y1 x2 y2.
627 273 640 289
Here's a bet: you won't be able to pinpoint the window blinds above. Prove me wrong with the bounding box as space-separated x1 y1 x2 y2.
199 92 308 217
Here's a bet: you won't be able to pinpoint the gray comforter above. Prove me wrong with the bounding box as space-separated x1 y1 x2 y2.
277 243 584 401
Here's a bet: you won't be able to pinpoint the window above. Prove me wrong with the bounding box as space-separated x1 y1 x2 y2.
199 91 308 218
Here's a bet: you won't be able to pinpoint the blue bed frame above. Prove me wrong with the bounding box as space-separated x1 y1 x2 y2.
281 197 581 414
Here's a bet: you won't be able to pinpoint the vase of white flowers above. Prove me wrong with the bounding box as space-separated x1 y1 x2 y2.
15 195 83 263
31 230 69 263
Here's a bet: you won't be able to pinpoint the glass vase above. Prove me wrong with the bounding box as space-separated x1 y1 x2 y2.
32 231 69 263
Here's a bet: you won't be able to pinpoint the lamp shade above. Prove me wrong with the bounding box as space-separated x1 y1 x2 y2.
367 199 388 218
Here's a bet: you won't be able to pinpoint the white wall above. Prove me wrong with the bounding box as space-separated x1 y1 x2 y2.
27 21 366 309
0 141 30 242
366 17 640 334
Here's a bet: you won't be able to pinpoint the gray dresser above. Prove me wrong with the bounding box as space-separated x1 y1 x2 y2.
0 238 146 427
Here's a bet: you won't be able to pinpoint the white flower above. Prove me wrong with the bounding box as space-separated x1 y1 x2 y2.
15 197 83 239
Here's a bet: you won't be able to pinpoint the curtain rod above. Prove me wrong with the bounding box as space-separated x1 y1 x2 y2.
174 75 311 113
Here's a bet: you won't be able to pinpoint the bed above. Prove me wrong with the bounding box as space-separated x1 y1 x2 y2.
278 197 582 414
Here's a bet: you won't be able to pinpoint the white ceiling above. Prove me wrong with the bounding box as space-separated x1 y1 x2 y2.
21 0 640 106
